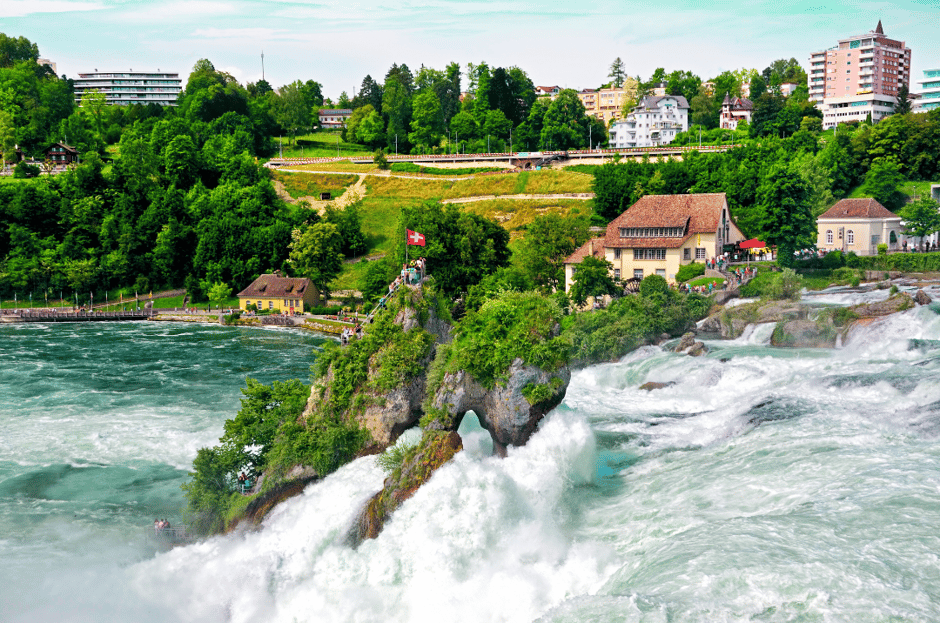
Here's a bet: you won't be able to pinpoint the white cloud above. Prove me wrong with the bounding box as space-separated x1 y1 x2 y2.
192 27 283 39
0 0 106 18
115 0 238 22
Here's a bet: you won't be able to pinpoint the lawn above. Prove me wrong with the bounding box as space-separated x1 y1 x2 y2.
273 170 359 199
461 199 593 239
288 161 379 173
270 130 373 159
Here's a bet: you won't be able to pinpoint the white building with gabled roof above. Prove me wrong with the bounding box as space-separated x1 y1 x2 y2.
608 95 689 148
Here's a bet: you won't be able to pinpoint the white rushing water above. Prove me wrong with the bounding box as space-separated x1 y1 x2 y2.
4 296 940 622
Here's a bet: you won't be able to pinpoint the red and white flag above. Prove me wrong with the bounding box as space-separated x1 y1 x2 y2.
406 229 426 246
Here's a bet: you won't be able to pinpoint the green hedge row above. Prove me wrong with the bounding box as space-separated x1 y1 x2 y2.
390 162 504 175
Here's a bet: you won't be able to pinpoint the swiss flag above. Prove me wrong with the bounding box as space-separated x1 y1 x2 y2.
406 229 426 246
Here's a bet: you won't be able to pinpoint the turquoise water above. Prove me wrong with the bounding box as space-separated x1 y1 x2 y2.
4 299 940 622
0 322 331 620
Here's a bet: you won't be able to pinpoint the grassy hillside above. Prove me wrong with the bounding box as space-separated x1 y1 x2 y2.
273 171 359 199
319 167 596 295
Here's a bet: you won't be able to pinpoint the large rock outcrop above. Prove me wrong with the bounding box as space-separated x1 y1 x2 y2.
427 358 570 457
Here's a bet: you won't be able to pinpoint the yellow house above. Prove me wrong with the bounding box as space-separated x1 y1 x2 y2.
237 273 319 313
816 198 902 256
565 193 744 290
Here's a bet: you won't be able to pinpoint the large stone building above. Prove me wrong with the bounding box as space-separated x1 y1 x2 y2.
73 71 182 106
816 198 902 256
808 21 912 129
608 95 689 148
564 193 744 289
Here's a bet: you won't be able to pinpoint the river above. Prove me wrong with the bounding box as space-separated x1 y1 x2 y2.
2 293 940 622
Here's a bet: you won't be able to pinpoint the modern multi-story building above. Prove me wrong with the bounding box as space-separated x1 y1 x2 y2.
608 95 689 148
577 82 636 124
913 69 940 112
808 21 912 129
73 71 182 106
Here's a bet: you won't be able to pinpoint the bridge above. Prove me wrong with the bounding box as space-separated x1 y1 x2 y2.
265 145 731 170
0 309 157 323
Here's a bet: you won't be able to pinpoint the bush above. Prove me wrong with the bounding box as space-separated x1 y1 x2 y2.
675 262 706 283
821 250 844 269
767 268 804 301
13 162 40 178
374 149 389 170
877 243 888 256
639 274 669 300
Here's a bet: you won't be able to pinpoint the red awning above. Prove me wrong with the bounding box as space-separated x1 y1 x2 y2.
739 238 766 249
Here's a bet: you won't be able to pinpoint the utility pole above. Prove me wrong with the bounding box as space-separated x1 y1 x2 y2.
261 51 265 82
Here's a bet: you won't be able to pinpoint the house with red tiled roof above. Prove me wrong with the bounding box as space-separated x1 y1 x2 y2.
719 93 753 130
564 193 744 290
816 198 902 255
237 273 319 313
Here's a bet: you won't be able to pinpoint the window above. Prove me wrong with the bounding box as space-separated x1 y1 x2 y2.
826 230 833 244
269 301 274 309
633 248 666 260
614 248 621 259
634 269 644 279
684 248 691 260
614 268 620 279
695 248 706 259
847 230 855 245
656 269 666 277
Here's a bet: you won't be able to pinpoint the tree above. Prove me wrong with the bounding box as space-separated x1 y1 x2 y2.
80 90 107 149
569 256 618 307
608 58 626 88
207 281 232 309
861 157 907 213
756 166 815 267
274 81 309 145
894 84 912 115
516 213 591 291
408 90 443 149
289 222 343 300
0 34 39 67
382 77 411 153
540 89 589 150
901 195 940 243
397 201 510 297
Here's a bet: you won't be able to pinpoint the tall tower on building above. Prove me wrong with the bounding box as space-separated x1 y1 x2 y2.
808 21 912 129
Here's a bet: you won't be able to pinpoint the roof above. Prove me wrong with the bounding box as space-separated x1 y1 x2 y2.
723 94 753 111
565 238 605 264
237 274 314 298
604 193 730 249
818 198 899 220
319 109 352 115
48 142 78 153
635 95 690 110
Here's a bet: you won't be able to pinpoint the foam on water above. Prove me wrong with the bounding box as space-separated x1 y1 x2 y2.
6 307 940 622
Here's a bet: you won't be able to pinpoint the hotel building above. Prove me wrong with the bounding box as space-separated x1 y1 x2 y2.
808 21 911 129
914 69 940 112
73 71 182 106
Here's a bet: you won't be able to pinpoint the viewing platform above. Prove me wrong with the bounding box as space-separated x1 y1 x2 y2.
0 309 157 323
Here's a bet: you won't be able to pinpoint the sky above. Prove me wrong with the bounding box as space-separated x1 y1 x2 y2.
2 0 938 98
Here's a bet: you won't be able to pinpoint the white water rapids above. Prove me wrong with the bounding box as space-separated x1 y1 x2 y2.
3 294 940 622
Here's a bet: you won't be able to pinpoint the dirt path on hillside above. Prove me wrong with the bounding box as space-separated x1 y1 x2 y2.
441 193 594 204
274 174 369 213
